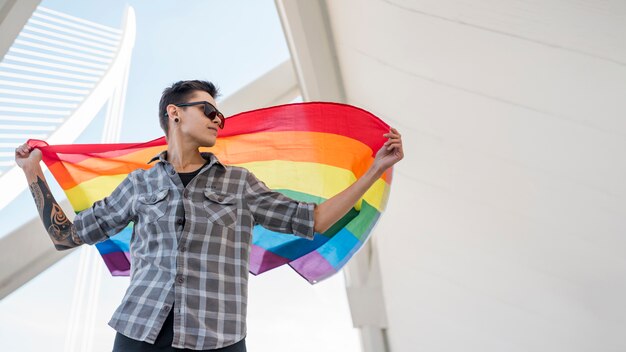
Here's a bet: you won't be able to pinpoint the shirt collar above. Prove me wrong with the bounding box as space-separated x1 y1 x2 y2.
147 150 225 169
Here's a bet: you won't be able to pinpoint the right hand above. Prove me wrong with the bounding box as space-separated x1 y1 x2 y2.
15 143 42 170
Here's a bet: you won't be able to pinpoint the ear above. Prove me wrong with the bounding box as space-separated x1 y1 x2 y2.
166 104 179 122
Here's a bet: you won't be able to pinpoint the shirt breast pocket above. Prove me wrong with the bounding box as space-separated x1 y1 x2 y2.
203 190 238 227
137 188 169 222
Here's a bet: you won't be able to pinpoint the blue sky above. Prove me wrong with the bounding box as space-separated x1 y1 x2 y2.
0 1 360 351
43 0 292 142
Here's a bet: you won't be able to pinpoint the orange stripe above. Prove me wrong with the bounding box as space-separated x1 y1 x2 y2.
50 146 165 189
208 131 390 181
55 131 389 190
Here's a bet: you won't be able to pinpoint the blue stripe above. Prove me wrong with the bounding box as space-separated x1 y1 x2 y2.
252 225 328 260
316 228 360 268
95 225 132 255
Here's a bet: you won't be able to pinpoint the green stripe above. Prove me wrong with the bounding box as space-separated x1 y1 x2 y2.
276 188 357 238
275 189 325 204
276 189 374 239
345 200 379 240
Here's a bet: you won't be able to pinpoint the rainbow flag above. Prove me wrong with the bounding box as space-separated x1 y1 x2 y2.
28 102 393 283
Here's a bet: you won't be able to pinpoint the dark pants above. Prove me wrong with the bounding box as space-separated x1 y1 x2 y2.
112 308 246 352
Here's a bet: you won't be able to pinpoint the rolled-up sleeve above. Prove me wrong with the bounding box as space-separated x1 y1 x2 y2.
73 174 136 245
243 171 315 240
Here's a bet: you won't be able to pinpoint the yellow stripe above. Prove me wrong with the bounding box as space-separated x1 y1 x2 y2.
233 160 388 211
66 161 389 212
65 174 126 211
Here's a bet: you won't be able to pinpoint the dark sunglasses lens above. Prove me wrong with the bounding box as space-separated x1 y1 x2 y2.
203 103 215 118
203 103 224 129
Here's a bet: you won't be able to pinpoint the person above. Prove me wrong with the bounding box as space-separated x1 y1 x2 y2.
14 80 404 351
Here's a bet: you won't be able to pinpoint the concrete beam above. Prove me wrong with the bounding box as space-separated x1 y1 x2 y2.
219 60 299 117
274 0 344 102
274 1 388 351
0 0 40 59
0 200 75 300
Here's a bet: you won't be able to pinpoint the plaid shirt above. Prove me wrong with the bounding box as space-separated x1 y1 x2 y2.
73 151 316 350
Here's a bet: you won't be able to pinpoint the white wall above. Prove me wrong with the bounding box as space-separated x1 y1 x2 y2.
325 0 626 350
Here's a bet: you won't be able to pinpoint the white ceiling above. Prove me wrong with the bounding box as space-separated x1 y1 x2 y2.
321 0 626 351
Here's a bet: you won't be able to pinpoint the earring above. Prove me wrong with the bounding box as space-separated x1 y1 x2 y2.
174 118 179 123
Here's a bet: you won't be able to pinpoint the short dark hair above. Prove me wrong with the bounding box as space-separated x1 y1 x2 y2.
159 80 220 135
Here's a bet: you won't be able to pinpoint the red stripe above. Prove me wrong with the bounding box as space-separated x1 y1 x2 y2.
222 102 390 152
28 138 167 164
27 102 390 165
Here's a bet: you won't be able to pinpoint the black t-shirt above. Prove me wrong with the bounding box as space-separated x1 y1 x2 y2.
178 162 207 187
176 162 209 230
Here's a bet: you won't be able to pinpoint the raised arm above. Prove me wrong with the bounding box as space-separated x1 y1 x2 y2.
313 127 404 233
15 143 83 250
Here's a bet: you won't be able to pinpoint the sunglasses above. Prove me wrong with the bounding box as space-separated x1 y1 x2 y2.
173 101 225 129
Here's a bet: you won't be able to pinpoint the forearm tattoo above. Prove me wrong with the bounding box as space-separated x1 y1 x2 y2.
29 176 83 250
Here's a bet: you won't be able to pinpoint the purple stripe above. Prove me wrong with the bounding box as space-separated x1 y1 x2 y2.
249 244 291 274
102 251 131 276
289 251 336 284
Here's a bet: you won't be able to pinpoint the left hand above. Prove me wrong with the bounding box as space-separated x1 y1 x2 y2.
373 127 404 173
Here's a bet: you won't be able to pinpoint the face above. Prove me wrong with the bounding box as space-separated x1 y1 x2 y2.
167 90 222 147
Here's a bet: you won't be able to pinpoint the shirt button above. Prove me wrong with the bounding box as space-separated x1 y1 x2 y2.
177 276 184 284
183 189 189 198
162 305 170 312
180 246 187 252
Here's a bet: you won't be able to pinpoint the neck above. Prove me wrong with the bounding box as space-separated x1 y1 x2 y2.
166 134 205 172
